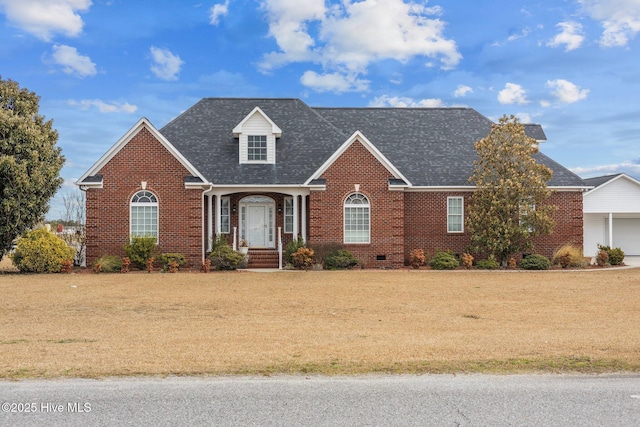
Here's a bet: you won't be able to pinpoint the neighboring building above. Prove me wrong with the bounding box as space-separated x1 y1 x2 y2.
77 98 587 268
583 173 640 256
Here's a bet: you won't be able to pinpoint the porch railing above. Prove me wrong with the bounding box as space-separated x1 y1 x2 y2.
277 226 283 270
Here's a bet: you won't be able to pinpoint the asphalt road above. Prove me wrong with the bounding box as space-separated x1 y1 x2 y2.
1 374 639 426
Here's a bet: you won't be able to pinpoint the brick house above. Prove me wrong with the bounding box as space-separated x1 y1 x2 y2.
77 98 588 268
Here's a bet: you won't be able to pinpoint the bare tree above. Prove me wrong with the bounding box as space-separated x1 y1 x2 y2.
60 189 86 266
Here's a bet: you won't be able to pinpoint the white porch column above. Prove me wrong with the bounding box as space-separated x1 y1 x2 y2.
301 195 307 243
215 192 223 236
207 194 213 251
293 194 299 238
609 212 614 247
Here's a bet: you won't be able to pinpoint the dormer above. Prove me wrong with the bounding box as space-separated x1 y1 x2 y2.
233 107 282 164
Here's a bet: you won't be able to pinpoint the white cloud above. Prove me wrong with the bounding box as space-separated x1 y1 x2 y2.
0 0 91 41
51 44 97 77
300 70 369 93
547 21 585 51
453 84 473 98
210 0 229 25
515 112 532 123
67 99 138 113
149 47 184 81
369 95 444 108
578 0 640 46
498 83 529 105
572 161 640 177
546 79 589 103
260 0 461 93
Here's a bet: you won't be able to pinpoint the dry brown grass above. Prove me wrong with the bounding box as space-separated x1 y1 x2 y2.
1 258 639 378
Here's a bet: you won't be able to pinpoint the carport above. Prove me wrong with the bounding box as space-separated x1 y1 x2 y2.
583 174 640 256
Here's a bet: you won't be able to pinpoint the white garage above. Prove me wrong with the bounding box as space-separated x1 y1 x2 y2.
583 174 640 256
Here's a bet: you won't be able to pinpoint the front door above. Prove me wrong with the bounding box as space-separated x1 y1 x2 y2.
247 205 268 247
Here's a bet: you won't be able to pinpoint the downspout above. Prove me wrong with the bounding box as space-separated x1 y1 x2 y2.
202 184 214 264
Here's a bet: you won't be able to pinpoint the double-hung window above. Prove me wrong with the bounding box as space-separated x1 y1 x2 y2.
220 197 230 234
247 135 267 161
130 190 158 240
284 197 293 233
447 197 464 233
344 193 370 244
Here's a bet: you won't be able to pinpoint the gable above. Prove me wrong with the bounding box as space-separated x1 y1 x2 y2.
77 118 206 188
306 131 409 186
584 174 640 213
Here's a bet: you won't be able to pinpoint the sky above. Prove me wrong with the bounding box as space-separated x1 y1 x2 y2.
1 0 640 219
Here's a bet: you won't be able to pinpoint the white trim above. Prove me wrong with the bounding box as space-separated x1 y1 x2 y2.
585 173 640 196
304 131 411 187
447 196 464 233
77 118 207 186
343 192 371 244
232 106 282 137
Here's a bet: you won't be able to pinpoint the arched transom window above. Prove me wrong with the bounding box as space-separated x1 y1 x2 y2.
344 193 370 244
130 190 158 239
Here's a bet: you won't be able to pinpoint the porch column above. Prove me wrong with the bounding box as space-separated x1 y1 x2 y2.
215 192 223 236
609 212 614 247
207 194 213 251
301 195 307 243
293 195 299 238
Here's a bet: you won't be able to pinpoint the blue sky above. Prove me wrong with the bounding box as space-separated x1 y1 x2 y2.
1 0 639 219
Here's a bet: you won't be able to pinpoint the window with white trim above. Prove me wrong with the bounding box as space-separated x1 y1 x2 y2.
284 197 293 233
520 203 535 232
130 190 158 239
220 197 230 234
447 197 464 233
344 193 370 244
247 135 267 161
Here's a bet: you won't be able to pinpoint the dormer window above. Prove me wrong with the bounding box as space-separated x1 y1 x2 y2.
248 135 267 161
233 106 282 165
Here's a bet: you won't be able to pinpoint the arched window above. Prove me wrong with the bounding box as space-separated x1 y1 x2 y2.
344 193 370 244
130 190 158 239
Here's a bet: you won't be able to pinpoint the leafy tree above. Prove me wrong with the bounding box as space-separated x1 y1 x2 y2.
466 115 556 265
0 77 64 257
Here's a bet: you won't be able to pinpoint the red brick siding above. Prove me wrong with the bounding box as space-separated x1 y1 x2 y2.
404 190 584 262
309 141 405 268
85 127 203 267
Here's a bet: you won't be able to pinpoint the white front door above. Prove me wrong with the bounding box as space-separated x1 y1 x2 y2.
247 205 268 247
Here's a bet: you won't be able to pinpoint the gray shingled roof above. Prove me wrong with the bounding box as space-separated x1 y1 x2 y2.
159 98 586 187
583 174 621 188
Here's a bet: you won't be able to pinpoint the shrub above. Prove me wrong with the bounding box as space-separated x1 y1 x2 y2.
325 249 359 270
93 255 122 273
308 242 344 268
553 244 585 268
209 244 244 270
507 257 517 269
158 253 187 272
461 253 474 269
292 247 315 270
596 250 609 267
60 259 73 274
11 228 76 273
597 244 625 266
200 259 211 273
521 254 550 270
409 249 426 269
121 257 131 273
428 250 459 270
285 236 305 264
124 236 157 269
146 257 155 273
476 257 499 270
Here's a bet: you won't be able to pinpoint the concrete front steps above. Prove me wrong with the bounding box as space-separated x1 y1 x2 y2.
246 249 281 269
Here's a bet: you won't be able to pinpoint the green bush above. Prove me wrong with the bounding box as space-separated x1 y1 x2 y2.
285 236 305 264
209 243 244 270
325 249 358 270
597 244 625 266
11 228 75 273
476 258 500 269
124 236 157 269
428 250 459 270
94 255 123 273
521 254 550 270
158 253 187 271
